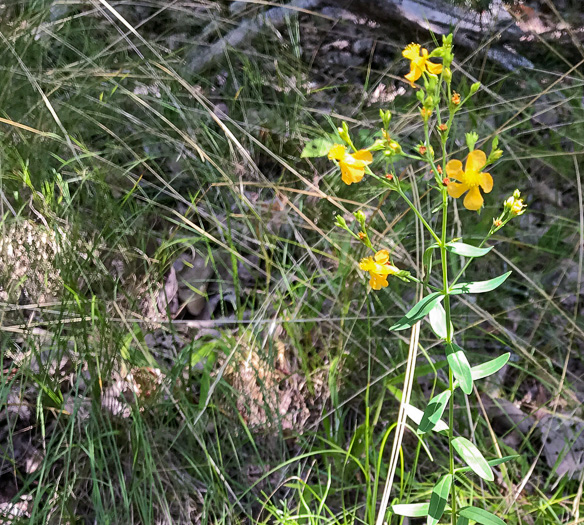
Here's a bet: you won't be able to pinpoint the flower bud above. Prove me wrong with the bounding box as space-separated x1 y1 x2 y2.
488 149 503 162
465 132 479 151
451 92 461 105
335 215 348 229
369 139 386 151
354 210 366 227
380 109 392 128
389 140 402 154
470 82 481 95
443 68 452 82
423 96 434 109
416 90 425 103
338 121 350 143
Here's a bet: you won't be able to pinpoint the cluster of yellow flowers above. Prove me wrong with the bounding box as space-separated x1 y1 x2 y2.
321 38 526 291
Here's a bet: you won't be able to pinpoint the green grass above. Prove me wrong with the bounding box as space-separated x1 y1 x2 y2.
0 1 583 524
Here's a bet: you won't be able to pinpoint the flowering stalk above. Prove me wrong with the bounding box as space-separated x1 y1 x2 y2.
301 33 526 525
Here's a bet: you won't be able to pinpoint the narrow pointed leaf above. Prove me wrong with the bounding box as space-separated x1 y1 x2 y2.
446 342 473 395
452 437 494 481
390 292 444 331
428 301 454 339
457 518 469 525
456 455 519 474
446 242 492 258
392 503 429 517
405 404 449 432
471 353 510 381
450 271 511 295
427 474 452 525
301 138 333 158
418 390 451 434
459 506 505 525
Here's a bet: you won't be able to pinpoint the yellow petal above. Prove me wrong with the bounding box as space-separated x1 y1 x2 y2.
447 182 469 199
463 186 483 211
402 43 421 61
480 172 493 193
465 149 487 173
352 149 373 164
445 159 464 180
369 273 388 290
359 257 375 271
374 249 390 264
328 143 346 161
405 65 422 85
340 162 365 185
425 61 443 75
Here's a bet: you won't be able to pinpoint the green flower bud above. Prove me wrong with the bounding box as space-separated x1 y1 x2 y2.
389 140 402 154
443 67 452 82
465 132 479 151
380 109 392 128
424 96 434 109
338 121 350 143
488 149 503 162
354 210 366 228
369 139 386 151
335 215 348 229
416 90 425 103
470 82 481 95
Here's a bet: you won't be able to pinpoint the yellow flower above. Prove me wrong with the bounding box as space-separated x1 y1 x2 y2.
359 249 400 290
505 190 527 216
328 144 373 185
402 43 443 86
446 149 493 211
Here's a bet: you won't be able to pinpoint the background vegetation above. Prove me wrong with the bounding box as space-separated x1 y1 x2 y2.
0 1 583 523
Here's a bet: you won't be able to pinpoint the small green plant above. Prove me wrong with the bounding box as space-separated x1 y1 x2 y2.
302 35 527 525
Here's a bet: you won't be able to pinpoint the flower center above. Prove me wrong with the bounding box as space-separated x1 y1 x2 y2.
413 56 427 69
462 169 481 188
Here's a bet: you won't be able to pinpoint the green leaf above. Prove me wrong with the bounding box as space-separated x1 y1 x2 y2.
428 301 453 339
456 455 519 474
452 437 494 481
446 242 492 258
450 271 511 295
301 138 334 158
405 404 449 432
471 353 510 381
457 517 469 525
390 292 444 331
427 474 452 525
459 507 505 525
446 342 473 395
392 503 429 517
418 390 451 434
